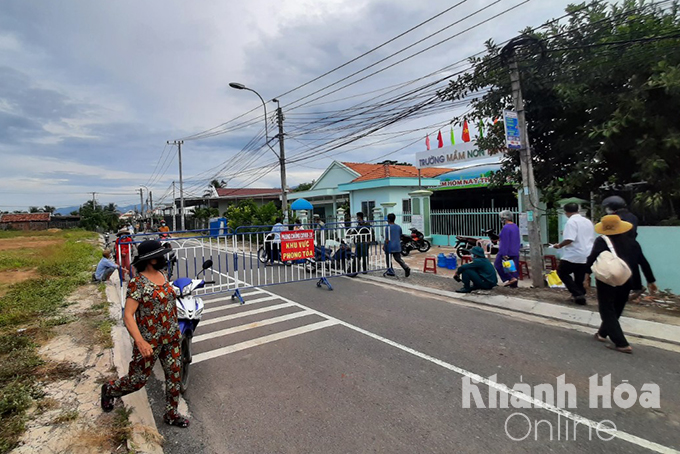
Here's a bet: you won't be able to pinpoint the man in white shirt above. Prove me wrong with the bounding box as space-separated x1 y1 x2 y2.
554 203 595 305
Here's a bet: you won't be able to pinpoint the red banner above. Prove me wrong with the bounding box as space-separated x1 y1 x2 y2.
280 230 315 262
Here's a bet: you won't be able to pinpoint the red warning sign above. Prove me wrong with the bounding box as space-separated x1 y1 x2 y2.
280 230 315 262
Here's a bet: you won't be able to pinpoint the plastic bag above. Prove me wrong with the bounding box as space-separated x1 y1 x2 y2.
502 259 517 273
545 270 566 288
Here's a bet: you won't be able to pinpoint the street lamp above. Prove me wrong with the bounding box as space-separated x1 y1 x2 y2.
229 82 288 222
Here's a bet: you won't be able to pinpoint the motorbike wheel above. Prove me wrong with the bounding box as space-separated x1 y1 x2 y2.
257 246 268 264
179 335 191 394
417 240 431 253
456 246 471 258
401 247 411 257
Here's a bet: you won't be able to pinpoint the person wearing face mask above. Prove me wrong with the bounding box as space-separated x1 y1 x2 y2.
100 240 190 428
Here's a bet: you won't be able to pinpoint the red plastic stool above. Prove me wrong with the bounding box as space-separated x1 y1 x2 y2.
460 255 473 265
544 255 558 271
423 257 437 274
518 261 530 280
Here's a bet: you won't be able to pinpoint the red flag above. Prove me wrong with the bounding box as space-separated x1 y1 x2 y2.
425 134 430 151
437 130 443 148
462 119 471 142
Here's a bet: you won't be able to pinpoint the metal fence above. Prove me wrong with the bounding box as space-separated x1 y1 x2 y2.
431 207 518 238
115 221 396 303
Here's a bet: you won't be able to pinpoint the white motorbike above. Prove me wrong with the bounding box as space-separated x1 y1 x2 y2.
172 260 213 393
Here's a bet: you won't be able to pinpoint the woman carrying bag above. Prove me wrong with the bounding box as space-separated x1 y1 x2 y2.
586 215 657 354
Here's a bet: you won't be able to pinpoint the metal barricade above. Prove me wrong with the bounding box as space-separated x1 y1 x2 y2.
114 222 397 304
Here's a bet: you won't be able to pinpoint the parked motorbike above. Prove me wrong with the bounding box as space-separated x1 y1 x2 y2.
172 259 214 393
400 228 431 256
455 229 499 258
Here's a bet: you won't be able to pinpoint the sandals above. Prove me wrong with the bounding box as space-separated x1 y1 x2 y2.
606 344 633 354
593 333 607 343
101 384 114 412
503 279 518 287
164 414 190 428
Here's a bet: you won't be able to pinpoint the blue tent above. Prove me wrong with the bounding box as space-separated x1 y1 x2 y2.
290 198 314 211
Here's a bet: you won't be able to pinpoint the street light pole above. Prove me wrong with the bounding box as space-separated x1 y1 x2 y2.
229 82 288 222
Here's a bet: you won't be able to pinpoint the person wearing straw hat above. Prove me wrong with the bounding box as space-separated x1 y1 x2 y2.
586 215 657 354
100 240 190 427
454 246 498 293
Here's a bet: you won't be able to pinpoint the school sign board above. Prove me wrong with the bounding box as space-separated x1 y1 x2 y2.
280 230 315 261
434 164 501 190
415 142 489 169
503 110 521 150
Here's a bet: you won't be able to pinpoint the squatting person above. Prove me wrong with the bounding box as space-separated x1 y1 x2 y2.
100 240 190 428
454 246 498 293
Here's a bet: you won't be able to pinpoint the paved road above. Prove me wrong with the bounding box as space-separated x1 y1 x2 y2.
145 246 680 454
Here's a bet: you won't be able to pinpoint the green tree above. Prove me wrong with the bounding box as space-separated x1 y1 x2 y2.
28 206 41 213
43 205 56 213
78 200 119 231
292 181 315 192
223 200 282 230
440 0 680 223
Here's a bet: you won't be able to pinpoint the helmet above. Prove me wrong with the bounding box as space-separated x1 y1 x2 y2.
602 195 627 212
499 210 514 221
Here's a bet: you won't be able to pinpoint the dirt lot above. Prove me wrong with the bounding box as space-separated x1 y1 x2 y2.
0 237 62 251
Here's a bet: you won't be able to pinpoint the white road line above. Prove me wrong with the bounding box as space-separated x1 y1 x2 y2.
192 319 338 364
203 295 278 314
192 245 679 453
200 302 296 327
202 289 266 305
193 310 315 343
284 298 679 454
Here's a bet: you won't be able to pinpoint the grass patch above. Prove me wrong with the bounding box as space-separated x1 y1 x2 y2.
95 318 115 349
111 405 134 448
0 230 99 453
51 409 79 425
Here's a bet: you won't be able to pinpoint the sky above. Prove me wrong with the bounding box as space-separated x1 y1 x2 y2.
0 0 578 211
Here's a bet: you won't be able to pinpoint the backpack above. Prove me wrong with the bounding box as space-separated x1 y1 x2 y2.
592 236 632 286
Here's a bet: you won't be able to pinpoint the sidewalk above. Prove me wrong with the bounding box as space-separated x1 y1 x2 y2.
370 251 680 346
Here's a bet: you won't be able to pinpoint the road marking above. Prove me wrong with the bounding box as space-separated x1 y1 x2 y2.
200 302 296 327
203 295 278 314
202 289 266 304
189 244 679 454
264 292 679 454
192 319 338 364
193 310 314 343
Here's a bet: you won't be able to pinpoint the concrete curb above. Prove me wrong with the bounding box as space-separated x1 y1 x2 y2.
106 280 164 454
360 274 680 346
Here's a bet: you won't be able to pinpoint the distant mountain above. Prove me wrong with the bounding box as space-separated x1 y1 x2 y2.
54 204 138 216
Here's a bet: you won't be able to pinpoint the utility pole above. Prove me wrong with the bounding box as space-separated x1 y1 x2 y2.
149 191 154 229
90 192 97 208
172 181 177 231
167 140 185 231
138 188 144 222
274 99 288 223
503 37 544 288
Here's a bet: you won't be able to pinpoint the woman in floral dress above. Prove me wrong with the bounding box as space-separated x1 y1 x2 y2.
100 240 189 427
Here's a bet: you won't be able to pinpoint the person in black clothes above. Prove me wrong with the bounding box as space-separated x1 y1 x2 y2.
353 212 371 274
602 195 649 299
586 215 657 354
